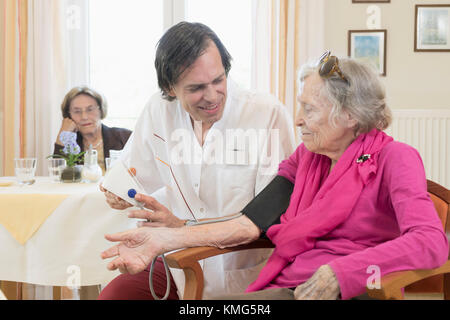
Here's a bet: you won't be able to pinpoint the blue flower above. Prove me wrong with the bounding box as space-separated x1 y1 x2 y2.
54 131 84 167
60 131 77 147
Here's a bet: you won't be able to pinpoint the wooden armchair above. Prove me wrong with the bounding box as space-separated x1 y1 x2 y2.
165 180 450 300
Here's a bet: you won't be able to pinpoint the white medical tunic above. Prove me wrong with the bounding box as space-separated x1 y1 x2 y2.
121 79 296 298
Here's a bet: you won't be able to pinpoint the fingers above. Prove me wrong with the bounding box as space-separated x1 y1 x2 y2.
101 243 120 260
62 118 77 132
294 282 316 300
137 221 166 228
108 192 123 202
104 249 147 275
106 261 117 271
127 210 166 227
127 209 152 220
113 195 130 207
294 265 340 300
128 209 175 227
103 190 132 210
103 189 120 201
107 199 131 210
108 258 144 275
135 194 165 211
106 257 128 273
104 230 132 243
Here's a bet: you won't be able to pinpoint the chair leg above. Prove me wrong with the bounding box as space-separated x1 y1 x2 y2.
53 286 62 300
16 282 23 300
182 263 204 300
444 273 450 300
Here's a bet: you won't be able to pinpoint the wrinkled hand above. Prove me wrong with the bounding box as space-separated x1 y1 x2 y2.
60 118 78 132
128 194 185 228
101 227 169 274
294 265 340 300
100 184 133 210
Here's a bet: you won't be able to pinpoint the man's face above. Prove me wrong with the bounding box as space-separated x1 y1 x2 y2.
169 42 227 127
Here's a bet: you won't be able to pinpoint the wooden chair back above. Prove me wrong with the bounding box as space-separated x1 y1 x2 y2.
405 180 450 294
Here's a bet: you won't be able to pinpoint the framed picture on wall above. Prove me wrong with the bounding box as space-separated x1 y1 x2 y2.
348 29 387 76
415 4 450 52
352 0 390 3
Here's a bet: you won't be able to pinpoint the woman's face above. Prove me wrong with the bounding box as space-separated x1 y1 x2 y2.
295 73 356 160
69 94 102 136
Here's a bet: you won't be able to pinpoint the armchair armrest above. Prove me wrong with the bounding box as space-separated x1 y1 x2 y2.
366 260 450 300
165 239 450 300
165 239 274 300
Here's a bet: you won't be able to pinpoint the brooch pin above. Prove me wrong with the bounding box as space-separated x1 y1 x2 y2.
356 154 371 163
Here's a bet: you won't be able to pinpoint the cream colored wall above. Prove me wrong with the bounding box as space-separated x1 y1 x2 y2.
0 4 5 175
323 0 450 110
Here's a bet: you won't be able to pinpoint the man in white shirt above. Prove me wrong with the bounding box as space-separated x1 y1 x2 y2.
99 21 295 300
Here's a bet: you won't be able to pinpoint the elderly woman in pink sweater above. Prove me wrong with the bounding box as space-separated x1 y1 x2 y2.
100 52 448 300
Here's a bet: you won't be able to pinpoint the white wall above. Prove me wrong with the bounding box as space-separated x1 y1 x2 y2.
323 0 450 110
0 6 4 175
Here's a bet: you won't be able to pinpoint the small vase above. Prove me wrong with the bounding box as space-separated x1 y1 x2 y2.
61 165 82 183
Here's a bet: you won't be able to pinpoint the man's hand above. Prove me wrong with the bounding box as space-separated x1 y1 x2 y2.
294 265 340 300
128 194 185 228
101 227 173 274
100 184 133 210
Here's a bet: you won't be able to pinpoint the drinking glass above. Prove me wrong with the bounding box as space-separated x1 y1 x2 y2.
105 157 112 171
14 158 37 185
48 158 67 182
106 150 122 171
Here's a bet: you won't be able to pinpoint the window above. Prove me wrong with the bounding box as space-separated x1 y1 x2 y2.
89 0 252 129
185 0 252 90
89 0 163 130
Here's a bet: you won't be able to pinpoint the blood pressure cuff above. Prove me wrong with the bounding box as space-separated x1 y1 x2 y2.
242 175 294 235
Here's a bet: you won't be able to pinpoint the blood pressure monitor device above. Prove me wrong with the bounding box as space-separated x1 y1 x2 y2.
101 160 145 207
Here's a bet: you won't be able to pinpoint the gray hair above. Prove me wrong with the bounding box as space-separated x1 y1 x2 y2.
298 57 391 134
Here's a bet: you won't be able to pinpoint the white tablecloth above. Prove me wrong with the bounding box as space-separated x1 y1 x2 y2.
0 177 138 286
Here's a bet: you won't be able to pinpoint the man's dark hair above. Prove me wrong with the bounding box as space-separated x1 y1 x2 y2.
155 21 232 101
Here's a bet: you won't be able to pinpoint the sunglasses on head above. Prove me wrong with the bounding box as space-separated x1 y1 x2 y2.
317 51 348 83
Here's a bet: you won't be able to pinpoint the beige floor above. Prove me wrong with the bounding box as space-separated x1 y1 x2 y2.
404 293 444 300
0 281 445 300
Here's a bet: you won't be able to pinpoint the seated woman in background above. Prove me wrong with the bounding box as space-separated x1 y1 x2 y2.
100 52 448 300
53 86 132 173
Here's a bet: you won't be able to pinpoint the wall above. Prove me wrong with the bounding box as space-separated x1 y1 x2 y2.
323 0 450 110
0 3 5 175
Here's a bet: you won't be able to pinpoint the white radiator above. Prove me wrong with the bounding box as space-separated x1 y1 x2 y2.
385 109 450 189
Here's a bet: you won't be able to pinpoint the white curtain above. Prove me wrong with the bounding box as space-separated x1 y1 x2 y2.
298 0 326 66
26 0 89 176
22 0 88 300
251 0 325 119
251 0 272 95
